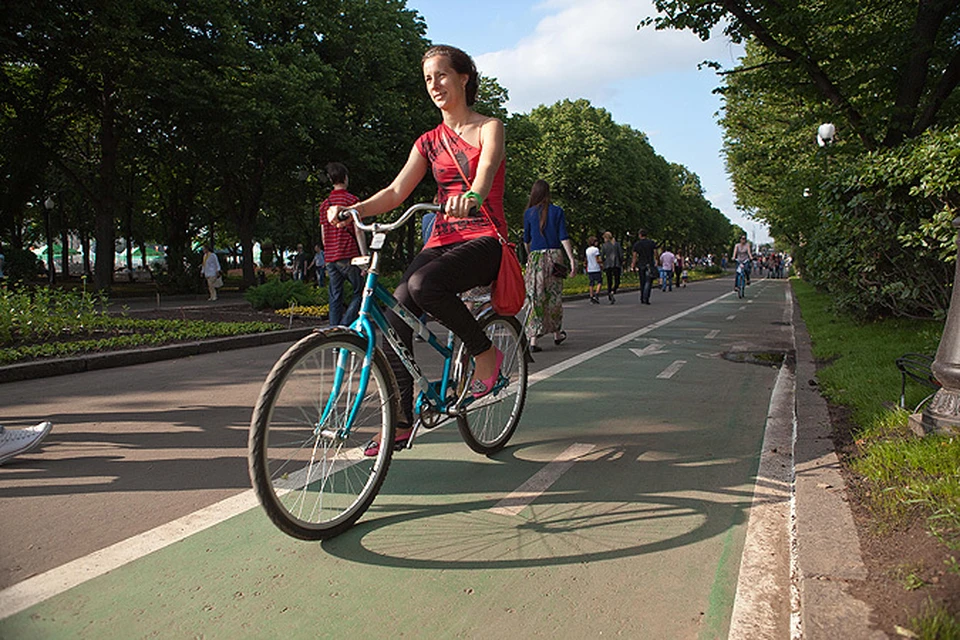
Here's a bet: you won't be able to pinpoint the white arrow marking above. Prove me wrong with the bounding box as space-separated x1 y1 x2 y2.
629 341 668 358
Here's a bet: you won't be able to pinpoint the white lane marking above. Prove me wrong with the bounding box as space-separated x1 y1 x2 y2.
726 315 737 321
657 360 687 379
629 340 667 358
706 330 720 339
527 291 733 388
1 287 739 619
0 490 260 620
728 284 797 640
489 443 595 516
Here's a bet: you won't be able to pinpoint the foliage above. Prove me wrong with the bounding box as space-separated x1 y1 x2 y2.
0 284 280 364
275 304 328 318
1 247 45 284
0 285 108 345
244 277 324 310
2 0 437 291
650 0 960 319
513 99 732 257
643 0 960 150
719 37 960 317
792 278 959 551
805 126 960 318
0 319 280 365
907 600 960 640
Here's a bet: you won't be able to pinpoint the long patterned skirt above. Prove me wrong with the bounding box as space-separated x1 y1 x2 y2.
524 248 565 340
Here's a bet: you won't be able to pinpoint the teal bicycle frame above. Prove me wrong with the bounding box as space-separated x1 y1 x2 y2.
320 203 488 439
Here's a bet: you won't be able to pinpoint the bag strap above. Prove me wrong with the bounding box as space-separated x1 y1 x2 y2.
439 131 508 246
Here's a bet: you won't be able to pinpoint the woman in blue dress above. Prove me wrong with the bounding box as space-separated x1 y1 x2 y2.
522 180 576 352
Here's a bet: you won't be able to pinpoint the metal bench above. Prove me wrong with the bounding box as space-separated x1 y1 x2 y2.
895 353 940 412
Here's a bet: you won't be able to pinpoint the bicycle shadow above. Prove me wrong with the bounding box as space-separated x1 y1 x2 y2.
318 437 768 570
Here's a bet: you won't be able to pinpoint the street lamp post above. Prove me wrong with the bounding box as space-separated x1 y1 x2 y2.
44 196 55 285
918 215 960 435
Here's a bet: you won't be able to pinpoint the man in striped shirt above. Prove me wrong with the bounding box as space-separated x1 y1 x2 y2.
319 162 366 326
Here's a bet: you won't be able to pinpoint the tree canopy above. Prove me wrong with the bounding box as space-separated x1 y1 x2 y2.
644 0 960 317
3 1 734 292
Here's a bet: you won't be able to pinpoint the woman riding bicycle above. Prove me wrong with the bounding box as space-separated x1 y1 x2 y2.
327 45 506 456
731 234 754 287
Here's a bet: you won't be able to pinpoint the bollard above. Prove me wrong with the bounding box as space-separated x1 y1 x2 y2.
918 216 960 435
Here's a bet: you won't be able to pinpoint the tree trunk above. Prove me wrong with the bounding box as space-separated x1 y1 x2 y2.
93 79 119 291
60 204 70 278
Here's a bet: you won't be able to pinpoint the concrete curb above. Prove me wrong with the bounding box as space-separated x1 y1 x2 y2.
0 327 315 384
792 306 888 639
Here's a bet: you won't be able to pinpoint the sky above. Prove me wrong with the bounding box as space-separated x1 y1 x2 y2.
407 0 772 245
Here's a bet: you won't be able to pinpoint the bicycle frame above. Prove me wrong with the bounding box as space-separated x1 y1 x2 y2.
321 203 480 438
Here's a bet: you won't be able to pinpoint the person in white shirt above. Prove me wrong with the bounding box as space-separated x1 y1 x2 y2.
659 248 676 292
200 246 221 301
585 236 603 304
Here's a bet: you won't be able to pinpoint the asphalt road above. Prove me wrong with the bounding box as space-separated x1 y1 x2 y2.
0 276 866 638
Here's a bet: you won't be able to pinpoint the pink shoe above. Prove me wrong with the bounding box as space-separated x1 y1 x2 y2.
363 426 413 458
470 348 504 399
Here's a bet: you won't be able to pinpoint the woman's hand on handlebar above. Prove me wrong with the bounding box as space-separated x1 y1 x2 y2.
327 205 355 228
444 192 479 218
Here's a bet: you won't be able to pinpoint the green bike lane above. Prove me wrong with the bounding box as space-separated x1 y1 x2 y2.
0 279 793 639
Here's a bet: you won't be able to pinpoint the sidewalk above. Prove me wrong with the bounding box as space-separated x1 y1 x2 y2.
792 307 887 639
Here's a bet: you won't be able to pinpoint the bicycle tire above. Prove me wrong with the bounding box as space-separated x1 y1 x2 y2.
249 329 399 540
456 314 528 454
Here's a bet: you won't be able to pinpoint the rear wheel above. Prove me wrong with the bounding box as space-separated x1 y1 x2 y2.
456 314 528 454
248 330 398 540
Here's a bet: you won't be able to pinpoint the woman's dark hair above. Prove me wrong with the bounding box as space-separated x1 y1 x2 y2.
525 179 551 231
423 45 479 106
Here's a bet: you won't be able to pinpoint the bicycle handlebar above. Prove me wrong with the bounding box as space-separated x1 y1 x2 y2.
337 203 442 235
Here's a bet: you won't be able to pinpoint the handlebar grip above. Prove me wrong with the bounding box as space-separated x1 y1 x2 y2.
337 209 355 222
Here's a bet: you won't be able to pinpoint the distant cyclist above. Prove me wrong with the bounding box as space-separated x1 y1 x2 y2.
731 234 754 286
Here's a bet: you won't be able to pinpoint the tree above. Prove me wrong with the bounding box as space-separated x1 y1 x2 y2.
645 0 960 316
642 0 960 150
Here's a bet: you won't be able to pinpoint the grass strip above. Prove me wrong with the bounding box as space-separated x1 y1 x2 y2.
792 278 959 549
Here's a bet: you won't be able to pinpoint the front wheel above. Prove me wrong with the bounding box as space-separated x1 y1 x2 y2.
456 314 528 454
248 329 399 540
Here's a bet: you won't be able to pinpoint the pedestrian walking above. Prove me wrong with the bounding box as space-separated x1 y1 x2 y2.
674 254 684 289
319 162 367 327
631 229 657 305
601 231 623 304
659 247 676 292
200 246 221 301
312 244 325 287
292 243 307 280
523 179 576 352
585 236 603 303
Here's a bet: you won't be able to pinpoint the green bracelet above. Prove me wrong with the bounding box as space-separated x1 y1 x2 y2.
464 191 483 207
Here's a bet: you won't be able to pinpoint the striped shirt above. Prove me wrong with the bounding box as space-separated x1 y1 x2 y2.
319 189 361 263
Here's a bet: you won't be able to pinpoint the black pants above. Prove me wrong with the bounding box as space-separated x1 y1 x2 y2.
639 265 654 303
604 267 621 295
386 236 501 425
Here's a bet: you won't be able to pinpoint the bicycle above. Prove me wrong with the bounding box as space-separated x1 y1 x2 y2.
734 260 747 299
248 203 529 540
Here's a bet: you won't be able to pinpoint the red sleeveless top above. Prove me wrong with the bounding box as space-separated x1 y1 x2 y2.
415 122 507 248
